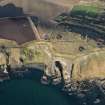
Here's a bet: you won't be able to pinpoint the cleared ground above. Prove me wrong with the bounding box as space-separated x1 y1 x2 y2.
0 17 36 44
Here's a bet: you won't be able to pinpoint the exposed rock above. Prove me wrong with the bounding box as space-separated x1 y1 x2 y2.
72 50 105 81
41 75 50 85
93 98 101 104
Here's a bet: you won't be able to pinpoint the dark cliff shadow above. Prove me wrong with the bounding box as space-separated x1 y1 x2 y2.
0 3 25 18
9 68 43 82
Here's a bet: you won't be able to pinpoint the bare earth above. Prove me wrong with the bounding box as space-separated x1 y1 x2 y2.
0 17 36 44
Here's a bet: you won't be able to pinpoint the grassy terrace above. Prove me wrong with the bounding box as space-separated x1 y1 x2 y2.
54 4 105 42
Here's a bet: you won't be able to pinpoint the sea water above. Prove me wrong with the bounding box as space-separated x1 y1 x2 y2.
0 69 105 105
0 69 78 105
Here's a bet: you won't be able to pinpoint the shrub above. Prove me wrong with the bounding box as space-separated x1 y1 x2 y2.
70 5 102 18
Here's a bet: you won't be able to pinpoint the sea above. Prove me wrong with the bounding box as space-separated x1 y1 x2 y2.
0 69 105 105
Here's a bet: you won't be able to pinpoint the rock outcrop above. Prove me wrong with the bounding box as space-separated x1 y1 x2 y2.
72 50 105 81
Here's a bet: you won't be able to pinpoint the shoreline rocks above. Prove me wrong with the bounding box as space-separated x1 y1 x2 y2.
41 75 50 85
0 71 9 82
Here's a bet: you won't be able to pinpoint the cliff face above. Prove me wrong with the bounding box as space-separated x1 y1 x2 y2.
72 50 105 81
0 40 105 81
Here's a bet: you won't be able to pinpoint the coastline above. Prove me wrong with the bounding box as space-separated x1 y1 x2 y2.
0 63 44 81
1 65 105 105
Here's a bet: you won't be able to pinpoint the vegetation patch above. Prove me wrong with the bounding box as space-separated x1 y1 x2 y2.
55 5 103 22
70 5 102 17
54 4 105 43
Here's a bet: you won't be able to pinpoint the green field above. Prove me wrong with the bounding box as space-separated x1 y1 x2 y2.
71 5 103 17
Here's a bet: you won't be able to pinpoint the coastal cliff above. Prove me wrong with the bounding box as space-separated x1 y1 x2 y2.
0 0 105 84
72 50 105 81
0 39 105 82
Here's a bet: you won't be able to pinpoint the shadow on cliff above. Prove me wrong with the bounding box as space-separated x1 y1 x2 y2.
9 67 43 83
0 3 25 17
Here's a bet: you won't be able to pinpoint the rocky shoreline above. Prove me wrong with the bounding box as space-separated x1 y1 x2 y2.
1 64 105 98
0 64 44 81
1 69 105 105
